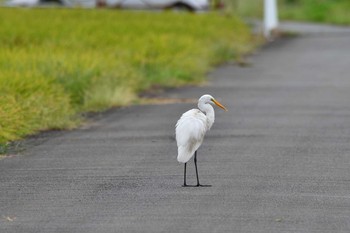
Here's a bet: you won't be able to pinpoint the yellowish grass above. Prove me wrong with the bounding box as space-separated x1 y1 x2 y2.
0 8 257 148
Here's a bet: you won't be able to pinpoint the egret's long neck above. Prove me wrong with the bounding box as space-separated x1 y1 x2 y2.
198 102 215 130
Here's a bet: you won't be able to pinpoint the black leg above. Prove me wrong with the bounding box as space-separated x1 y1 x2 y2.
194 151 211 187
194 151 200 186
182 163 187 187
181 151 211 187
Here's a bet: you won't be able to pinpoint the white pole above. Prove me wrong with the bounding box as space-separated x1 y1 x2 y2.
264 0 279 38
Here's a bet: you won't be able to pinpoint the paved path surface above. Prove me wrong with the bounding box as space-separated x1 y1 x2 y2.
1 23 350 233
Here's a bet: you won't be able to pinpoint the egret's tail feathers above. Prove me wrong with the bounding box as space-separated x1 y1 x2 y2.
177 146 194 163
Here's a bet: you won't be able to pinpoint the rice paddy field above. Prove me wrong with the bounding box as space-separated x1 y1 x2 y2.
0 8 257 151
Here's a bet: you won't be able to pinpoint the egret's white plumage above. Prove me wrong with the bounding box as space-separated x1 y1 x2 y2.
175 94 227 187
176 109 207 163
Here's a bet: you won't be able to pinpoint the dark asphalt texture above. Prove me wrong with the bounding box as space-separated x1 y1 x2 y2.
1 23 350 233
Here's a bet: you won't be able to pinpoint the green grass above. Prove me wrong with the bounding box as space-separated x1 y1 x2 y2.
279 0 350 25
230 0 350 25
0 8 257 148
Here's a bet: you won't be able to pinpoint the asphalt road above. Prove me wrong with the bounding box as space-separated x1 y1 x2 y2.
1 23 350 233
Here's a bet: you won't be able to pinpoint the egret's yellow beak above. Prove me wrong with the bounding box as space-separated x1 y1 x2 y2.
212 98 228 111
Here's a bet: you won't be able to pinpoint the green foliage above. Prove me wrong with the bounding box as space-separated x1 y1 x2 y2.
293 0 350 24
231 0 350 25
0 8 256 145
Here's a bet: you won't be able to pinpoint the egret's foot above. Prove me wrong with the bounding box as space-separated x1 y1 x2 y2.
181 184 212 187
182 184 205 187
197 184 212 187
182 184 195 187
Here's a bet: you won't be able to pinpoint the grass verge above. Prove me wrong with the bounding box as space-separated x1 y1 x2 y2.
0 8 258 151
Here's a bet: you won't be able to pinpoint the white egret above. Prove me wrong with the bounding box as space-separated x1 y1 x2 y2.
175 94 227 187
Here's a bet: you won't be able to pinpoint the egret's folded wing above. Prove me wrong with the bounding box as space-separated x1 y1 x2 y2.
175 109 207 163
